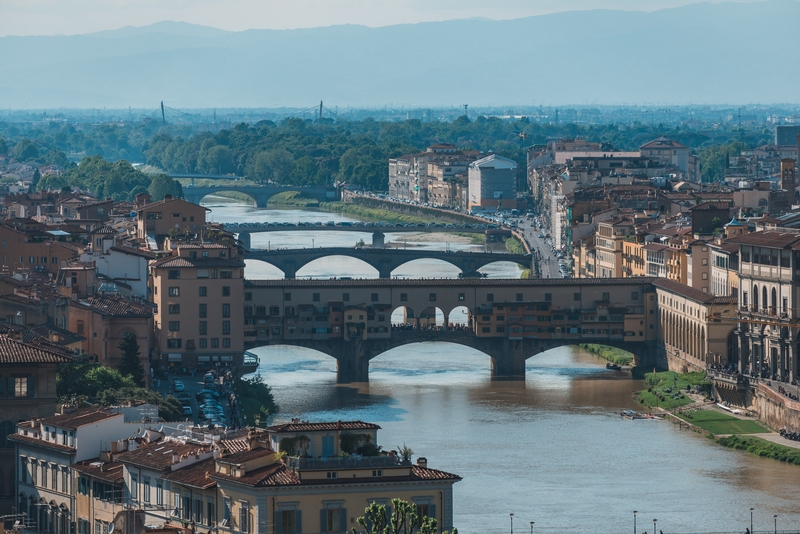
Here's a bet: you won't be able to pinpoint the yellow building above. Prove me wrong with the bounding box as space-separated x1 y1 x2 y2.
594 218 634 278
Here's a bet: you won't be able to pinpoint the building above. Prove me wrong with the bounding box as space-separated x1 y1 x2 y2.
639 136 699 182
0 335 74 514
467 155 518 212
775 125 800 146
594 218 634 278
134 195 208 244
11 407 133 534
150 243 245 369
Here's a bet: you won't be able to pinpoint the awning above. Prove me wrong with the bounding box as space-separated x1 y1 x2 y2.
167 353 182 362
197 356 210 363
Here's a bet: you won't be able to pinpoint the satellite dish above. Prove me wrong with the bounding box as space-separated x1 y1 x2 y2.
136 427 142 435
108 524 115 534
157 424 164 433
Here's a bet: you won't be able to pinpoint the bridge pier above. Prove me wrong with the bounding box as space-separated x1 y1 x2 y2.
254 196 268 208
372 232 385 249
238 231 251 250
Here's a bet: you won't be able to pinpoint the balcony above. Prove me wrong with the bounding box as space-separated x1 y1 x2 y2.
288 455 405 470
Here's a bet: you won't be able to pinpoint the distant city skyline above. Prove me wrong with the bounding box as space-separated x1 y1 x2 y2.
0 0 769 37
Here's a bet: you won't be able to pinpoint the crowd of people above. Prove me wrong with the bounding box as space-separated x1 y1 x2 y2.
391 322 472 331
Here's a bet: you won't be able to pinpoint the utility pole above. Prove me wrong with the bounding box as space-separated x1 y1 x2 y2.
160 101 166 125
463 104 468 117
319 100 323 120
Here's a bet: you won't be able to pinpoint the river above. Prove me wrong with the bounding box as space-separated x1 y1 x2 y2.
204 197 800 533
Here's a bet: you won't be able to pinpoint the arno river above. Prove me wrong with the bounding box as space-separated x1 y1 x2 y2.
205 196 800 534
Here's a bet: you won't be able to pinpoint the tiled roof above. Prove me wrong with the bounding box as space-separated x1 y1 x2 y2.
109 246 157 259
8 432 76 452
0 334 75 364
72 459 125 484
75 296 154 317
653 278 736 306
268 421 381 433
725 231 800 248
151 257 245 269
117 440 212 471
161 457 217 489
217 447 273 464
134 198 210 212
39 407 122 430
212 463 461 488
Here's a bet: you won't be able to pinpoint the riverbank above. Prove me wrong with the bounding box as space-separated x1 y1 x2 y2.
636 370 709 408
267 190 321 207
578 343 634 366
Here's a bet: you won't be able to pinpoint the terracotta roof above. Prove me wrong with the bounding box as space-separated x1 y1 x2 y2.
725 232 800 248
117 440 213 471
643 243 669 251
268 421 381 433
74 296 154 317
72 459 125 484
690 201 732 211
8 432 76 452
217 447 273 464
0 334 75 364
212 463 461 488
653 278 737 306
161 457 217 489
151 257 245 269
39 407 122 430
109 246 157 259
640 136 688 150
134 198 210 212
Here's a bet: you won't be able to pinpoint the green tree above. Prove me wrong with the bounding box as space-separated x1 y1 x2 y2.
263 148 295 185
354 499 454 534
148 174 183 200
199 145 235 175
96 387 183 421
57 359 137 399
117 332 145 387
11 138 39 161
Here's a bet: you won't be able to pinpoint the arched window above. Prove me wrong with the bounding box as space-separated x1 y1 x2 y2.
753 285 759 311
771 288 777 314
763 287 768 312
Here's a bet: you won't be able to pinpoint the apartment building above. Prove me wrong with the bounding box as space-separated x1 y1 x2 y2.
134 195 208 243
467 155 518 212
150 243 245 368
594 218 634 278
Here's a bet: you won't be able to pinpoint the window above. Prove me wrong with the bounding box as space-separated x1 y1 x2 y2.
222 286 231 297
279 510 297 534
14 377 32 398
222 321 231 335
77 322 84 335
130 474 138 502
602 292 610 301
211 338 219 348
20 458 28 484
169 304 180 314
62 467 69 493
400 293 408 302
325 508 341 533
199 304 207 317
199 321 207 335
244 292 252 301
197 269 209 279
702 273 708 280
143 477 151 503
486 293 494 302
343 293 350 302
156 481 163 506
313 293 320 302
167 339 182 348
416 504 431 524
574 292 581 301
327 472 337 479
545 293 552 302
371 293 379 302
168 287 180 297
458 293 465 301
240 501 250 533
220 269 232 279
222 304 230 318
183 495 191 520
194 498 203 524
168 270 180 279
223 338 231 348
199 339 207 348
51 465 57 490
372 470 382 477
169 322 180 332
223 498 232 525
429 293 437 302
284 293 292 301
631 292 639 300
206 499 215 527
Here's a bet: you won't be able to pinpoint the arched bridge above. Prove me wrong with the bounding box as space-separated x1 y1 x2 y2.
244 247 531 278
181 184 340 207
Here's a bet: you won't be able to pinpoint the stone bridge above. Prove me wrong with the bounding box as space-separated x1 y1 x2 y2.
243 277 662 381
181 184 340 207
244 247 531 278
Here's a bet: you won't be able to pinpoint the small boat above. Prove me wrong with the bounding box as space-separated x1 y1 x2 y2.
606 362 622 371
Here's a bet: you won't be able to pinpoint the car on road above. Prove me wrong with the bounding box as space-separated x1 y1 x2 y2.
182 405 193 417
172 380 185 392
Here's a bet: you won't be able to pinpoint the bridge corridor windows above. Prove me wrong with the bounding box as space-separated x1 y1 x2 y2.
449 306 471 329
391 306 416 331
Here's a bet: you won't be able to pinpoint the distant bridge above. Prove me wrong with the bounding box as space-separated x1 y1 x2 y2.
181 183 340 207
230 222 510 249
244 247 531 278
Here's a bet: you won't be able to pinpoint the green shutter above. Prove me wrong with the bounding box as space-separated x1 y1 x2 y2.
294 510 302 534
0 377 5 398
339 509 347 533
320 509 327 533
428 505 436 522
27 376 34 398
274 510 282 534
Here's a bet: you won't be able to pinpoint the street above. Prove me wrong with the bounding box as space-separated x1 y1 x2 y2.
514 216 563 278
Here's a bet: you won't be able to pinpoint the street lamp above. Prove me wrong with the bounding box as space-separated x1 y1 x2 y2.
751 508 754 534
530 521 534 534
774 515 777 534
633 511 638 534
510 513 514 534
653 518 657 534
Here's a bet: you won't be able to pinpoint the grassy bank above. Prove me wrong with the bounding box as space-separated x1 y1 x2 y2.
676 410 768 434
578 343 634 365
717 435 800 464
318 202 485 244
267 190 320 207
504 237 526 255
636 370 710 409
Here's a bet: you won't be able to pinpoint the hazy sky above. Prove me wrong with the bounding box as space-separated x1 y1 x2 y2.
0 0 762 37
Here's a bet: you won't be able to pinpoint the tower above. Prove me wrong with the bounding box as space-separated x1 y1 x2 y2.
781 158 796 193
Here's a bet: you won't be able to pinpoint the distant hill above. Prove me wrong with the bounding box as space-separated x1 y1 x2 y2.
2 0 799 108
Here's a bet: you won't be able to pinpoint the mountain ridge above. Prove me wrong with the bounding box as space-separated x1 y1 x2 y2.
2 1 798 108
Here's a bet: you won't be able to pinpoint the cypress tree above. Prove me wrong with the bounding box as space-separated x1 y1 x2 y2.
117 332 145 387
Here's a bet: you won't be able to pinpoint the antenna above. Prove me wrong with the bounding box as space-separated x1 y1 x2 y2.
463 104 468 117
161 101 166 125
319 100 323 120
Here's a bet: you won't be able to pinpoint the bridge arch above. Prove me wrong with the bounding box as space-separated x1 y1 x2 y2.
192 189 262 206
448 305 471 327
391 258 463 278
296 256 379 279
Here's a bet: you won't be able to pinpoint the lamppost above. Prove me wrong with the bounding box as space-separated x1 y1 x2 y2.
530 521 534 534
510 513 514 534
653 518 657 534
751 508 754 534
633 511 638 534
774 515 777 534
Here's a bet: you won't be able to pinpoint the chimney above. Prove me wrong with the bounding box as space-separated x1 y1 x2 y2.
164 194 173 201
416 457 427 468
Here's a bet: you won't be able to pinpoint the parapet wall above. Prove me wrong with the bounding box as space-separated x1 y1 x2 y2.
751 383 800 431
